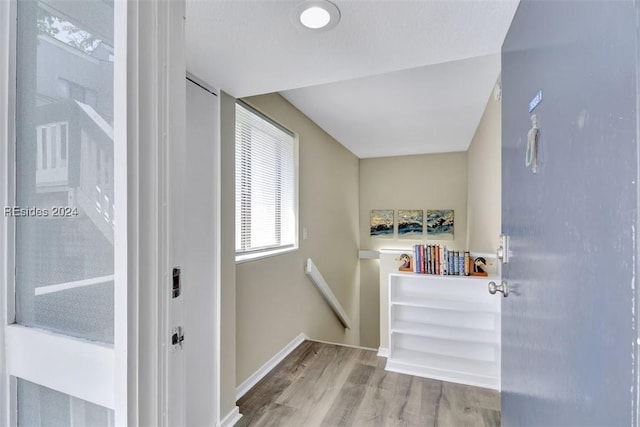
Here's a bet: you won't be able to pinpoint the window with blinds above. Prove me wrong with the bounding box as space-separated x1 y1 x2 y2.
235 102 298 260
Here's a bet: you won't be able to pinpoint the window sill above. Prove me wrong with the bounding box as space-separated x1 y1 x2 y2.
235 246 298 264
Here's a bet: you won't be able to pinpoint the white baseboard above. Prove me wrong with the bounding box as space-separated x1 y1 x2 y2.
377 347 389 358
236 333 308 400
385 359 500 391
307 338 376 352
219 406 242 427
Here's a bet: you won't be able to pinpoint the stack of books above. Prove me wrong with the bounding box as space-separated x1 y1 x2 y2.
411 244 471 276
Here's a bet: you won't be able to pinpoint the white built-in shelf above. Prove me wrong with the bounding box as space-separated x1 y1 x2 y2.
392 271 500 281
386 273 501 391
389 348 500 377
391 295 497 313
386 348 500 389
391 321 499 344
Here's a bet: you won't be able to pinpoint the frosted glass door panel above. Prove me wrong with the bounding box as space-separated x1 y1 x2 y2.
15 0 115 343
18 379 114 427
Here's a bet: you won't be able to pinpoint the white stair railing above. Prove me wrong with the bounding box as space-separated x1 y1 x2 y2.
305 258 351 329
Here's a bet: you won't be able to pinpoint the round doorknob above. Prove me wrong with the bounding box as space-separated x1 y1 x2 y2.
488 281 509 297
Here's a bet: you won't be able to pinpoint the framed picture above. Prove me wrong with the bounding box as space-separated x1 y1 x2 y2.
426 209 454 240
370 209 394 237
397 209 423 238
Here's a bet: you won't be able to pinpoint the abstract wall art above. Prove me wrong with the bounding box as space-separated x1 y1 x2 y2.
426 209 454 240
370 209 394 237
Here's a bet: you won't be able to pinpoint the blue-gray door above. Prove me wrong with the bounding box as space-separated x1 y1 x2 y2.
501 1 640 425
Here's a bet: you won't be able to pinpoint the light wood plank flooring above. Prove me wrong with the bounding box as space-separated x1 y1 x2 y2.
236 341 500 427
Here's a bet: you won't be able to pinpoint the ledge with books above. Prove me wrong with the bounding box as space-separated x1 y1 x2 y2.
397 244 495 277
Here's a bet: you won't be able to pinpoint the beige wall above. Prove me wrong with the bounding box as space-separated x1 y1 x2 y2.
359 153 469 348
235 94 361 386
220 87 501 408
467 87 502 253
219 91 238 418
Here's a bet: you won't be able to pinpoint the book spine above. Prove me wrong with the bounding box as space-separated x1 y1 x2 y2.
425 245 430 274
444 249 448 275
464 251 470 276
424 245 431 274
430 245 434 274
444 248 449 275
430 246 434 275
453 251 459 275
451 251 455 275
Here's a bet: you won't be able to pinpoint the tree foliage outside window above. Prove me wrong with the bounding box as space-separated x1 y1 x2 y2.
37 6 103 54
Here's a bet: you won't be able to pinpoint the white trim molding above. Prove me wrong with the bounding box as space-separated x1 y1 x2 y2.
219 406 242 427
0 0 14 424
377 347 389 358
126 0 190 424
308 339 376 352
5 325 115 408
358 250 380 260
385 360 501 391
236 333 307 400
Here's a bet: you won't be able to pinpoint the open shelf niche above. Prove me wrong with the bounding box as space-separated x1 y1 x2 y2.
386 272 501 390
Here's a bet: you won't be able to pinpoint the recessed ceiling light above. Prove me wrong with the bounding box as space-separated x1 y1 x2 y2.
293 1 341 31
300 6 331 29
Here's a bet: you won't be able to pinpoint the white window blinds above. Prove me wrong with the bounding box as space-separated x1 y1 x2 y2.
235 102 297 257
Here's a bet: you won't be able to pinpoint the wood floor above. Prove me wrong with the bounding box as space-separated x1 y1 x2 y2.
236 341 500 427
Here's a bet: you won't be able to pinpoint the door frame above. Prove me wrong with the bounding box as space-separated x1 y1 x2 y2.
113 1 192 425
185 74 222 426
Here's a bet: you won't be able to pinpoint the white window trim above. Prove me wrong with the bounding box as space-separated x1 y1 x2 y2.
235 245 298 264
234 102 299 263
0 0 15 424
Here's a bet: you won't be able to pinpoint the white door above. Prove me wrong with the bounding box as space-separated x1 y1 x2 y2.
184 77 220 427
1 0 127 425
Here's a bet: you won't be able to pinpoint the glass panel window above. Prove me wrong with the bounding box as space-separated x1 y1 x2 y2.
18 379 114 427
235 102 297 260
15 0 115 343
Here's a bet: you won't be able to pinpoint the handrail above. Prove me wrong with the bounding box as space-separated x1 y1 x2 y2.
305 258 351 329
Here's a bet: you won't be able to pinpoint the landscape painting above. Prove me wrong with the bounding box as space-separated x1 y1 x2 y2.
370 210 394 237
397 210 424 238
426 209 454 240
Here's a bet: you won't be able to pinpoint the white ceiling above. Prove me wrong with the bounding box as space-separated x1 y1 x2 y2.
185 0 519 158
281 54 500 157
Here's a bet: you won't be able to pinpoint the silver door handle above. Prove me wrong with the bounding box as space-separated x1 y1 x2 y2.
488 281 509 297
